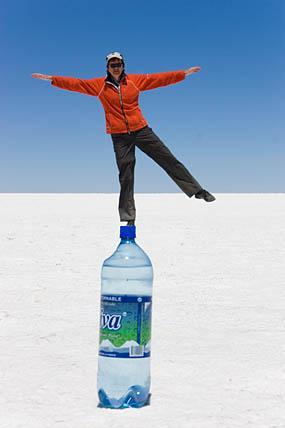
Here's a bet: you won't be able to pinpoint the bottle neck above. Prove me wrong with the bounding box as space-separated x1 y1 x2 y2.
120 238 135 244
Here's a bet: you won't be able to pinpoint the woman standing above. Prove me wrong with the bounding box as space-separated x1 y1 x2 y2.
32 52 215 225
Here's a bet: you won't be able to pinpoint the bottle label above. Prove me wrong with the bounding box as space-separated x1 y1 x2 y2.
99 295 152 359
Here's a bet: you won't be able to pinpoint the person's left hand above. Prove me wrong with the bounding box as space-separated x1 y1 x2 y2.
185 66 201 76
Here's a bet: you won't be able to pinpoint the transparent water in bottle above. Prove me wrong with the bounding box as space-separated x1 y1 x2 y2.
97 225 153 409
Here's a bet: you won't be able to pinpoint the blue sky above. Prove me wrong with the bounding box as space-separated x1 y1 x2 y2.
1 0 284 192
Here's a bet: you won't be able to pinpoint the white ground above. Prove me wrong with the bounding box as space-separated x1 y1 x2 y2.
0 193 285 428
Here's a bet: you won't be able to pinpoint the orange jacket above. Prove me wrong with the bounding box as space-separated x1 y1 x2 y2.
51 70 185 134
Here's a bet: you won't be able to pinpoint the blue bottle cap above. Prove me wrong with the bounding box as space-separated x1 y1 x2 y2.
120 225 136 239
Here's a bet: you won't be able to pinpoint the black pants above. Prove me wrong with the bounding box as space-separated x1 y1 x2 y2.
111 126 203 221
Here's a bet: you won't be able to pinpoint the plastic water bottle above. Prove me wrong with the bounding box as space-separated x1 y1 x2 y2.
97 225 153 409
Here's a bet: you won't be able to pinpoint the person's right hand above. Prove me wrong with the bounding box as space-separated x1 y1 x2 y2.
32 73 52 81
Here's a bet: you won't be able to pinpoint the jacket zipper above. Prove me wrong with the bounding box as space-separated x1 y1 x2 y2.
105 80 131 134
118 84 131 134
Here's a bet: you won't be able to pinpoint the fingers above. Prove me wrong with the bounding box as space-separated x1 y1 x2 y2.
185 66 202 77
31 73 51 80
191 66 201 73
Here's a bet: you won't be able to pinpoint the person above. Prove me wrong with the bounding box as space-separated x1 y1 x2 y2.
32 51 215 225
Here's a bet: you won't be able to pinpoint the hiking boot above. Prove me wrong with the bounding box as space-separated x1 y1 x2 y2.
195 189 216 202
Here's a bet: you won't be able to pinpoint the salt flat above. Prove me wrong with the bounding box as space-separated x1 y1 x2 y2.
0 193 284 428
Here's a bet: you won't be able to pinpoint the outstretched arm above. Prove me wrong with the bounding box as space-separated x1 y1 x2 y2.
31 73 104 96
131 67 201 91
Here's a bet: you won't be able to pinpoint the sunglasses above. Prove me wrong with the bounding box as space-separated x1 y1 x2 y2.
109 62 123 69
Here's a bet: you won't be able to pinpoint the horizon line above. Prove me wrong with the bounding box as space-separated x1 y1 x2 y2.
0 192 284 195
